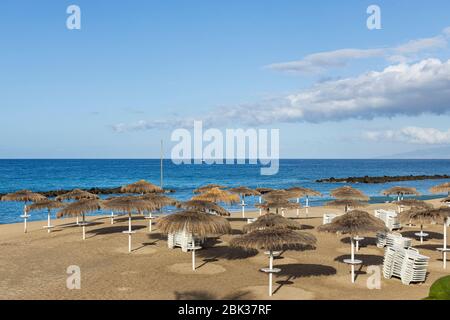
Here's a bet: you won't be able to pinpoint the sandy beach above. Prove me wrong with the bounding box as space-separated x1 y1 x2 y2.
0 198 448 300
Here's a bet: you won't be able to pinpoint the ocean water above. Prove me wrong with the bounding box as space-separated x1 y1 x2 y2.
0 159 449 224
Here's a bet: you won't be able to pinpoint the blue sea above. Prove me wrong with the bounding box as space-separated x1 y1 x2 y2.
1 159 449 224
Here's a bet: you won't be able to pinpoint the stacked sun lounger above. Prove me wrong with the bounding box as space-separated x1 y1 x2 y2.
323 213 337 225
168 231 202 252
374 209 401 231
376 232 412 248
383 246 429 285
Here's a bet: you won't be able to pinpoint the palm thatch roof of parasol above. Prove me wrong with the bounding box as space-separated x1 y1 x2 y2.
381 186 420 197
157 210 231 237
262 190 297 202
57 199 102 218
394 199 433 209
191 187 240 204
318 210 387 236
243 213 302 233
325 199 369 210
26 199 66 212
229 186 260 196
399 207 450 225
230 227 316 252
193 184 228 194
139 193 178 208
331 186 369 201
256 200 301 211
176 200 230 216
121 180 163 194
1 190 46 202
102 196 159 213
286 187 322 198
255 187 275 195
430 182 450 195
441 197 450 203
55 189 99 201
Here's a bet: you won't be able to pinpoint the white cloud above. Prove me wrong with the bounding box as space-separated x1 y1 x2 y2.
266 27 450 74
364 127 450 144
113 58 450 132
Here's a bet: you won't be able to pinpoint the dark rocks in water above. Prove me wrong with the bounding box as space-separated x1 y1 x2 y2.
0 187 175 198
316 174 450 184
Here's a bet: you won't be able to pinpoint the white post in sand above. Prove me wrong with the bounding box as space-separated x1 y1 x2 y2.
45 210 52 233
21 205 29 233
350 238 355 283
76 216 79 225
444 221 447 269
241 195 246 218
128 215 132 253
259 196 262 216
269 251 273 296
192 248 196 271
110 211 115 225
82 215 86 240
296 198 300 217
305 196 309 216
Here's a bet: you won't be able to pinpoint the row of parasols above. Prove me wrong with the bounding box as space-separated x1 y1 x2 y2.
1 181 450 296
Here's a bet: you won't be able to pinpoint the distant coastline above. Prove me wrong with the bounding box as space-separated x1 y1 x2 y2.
316 174 450 184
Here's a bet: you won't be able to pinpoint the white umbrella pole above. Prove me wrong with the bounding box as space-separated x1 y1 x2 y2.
269 251 273 296
23 204 28 233
305 196 309 216
444 220 447 269
128 215 132 253
76 216 79 225
192 248 196 271
296 198 299 217
82 215 86 240
259 196 262 216
110 211 114 225
351 238 355 283
241 196 245 218
47 211 51 233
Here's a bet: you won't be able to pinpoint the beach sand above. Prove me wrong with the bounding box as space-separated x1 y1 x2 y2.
0 198 448 300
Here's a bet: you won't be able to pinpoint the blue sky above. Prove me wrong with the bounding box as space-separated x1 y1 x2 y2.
1 0 450 158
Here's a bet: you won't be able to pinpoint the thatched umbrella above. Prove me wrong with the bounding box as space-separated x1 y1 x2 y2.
231 227 316 296
243 213 302 233
57 199 102 240
382 186 420 201
139 194 178 231
399 207 450 255
229 187 260 218
430 182 450 197
55 189 99 225
399 207 450 268
255 187 275 215
256 200 301 216
441 197 450 205
103 196 159 252
158 210 232 270
1 190 47 233
193 184 227 194
287 187 322 216
328 186 369 213
393 199 432 226
121 180 163 194
177 200 230 216
318 210 387 283
192 187 240 205
26 200 65 233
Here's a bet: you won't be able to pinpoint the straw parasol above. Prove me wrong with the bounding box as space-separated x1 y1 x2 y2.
230 227 316 296
177 200 230 216
193 184 228 194
243 213 302 233
192 187 240 205
287 187 322 216
57 199 102 240
318 210 387 283
382 186 420 201
103 196 159 252
255 187 275 215
1 190 47 233
328 186 369 213
26 200 65 233
121 180 163 194
158 210 232 270
256 200 301 216
262 190 297 202
229 187 261 218
139 194 179 231
430 182 450 197
441 197 450 205
399 207 450 266
55 189 99 225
